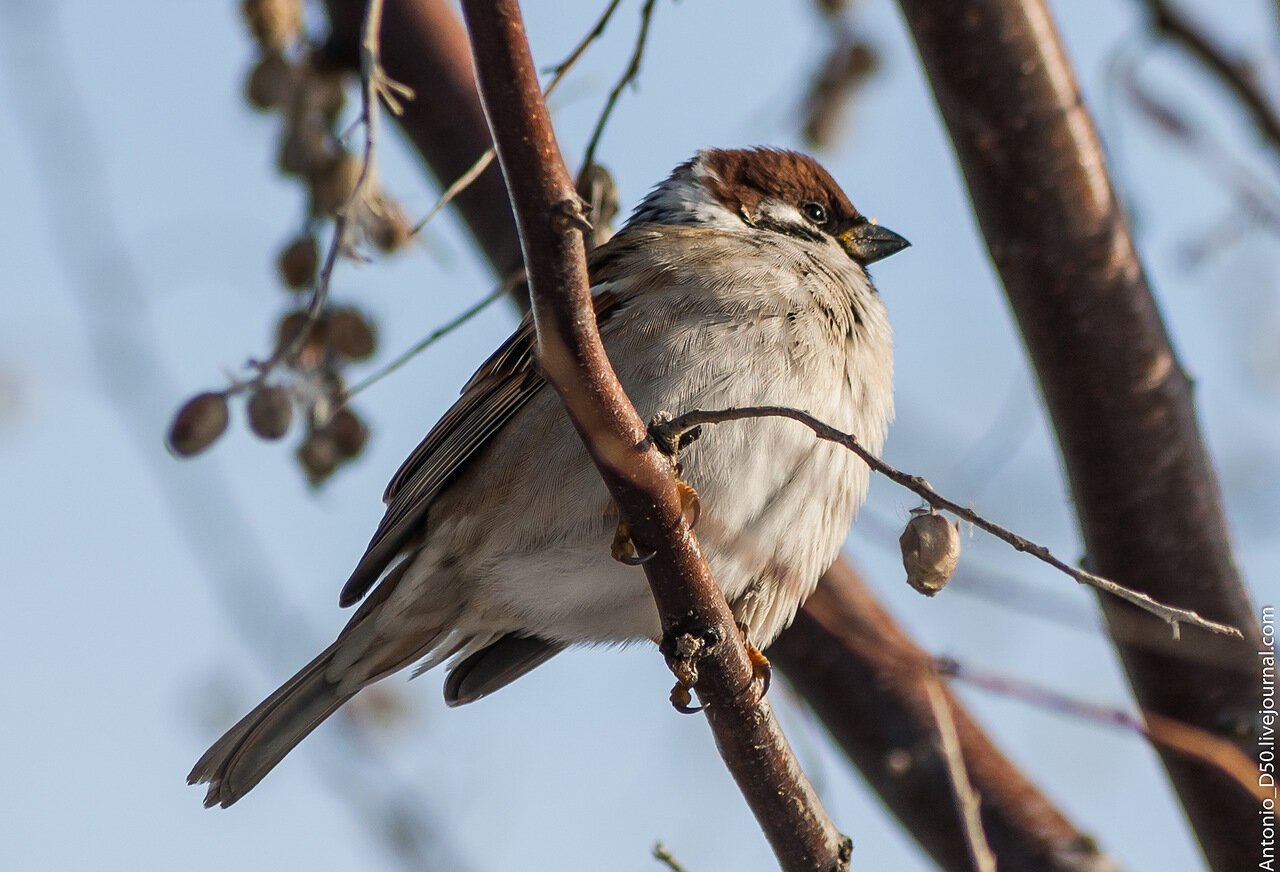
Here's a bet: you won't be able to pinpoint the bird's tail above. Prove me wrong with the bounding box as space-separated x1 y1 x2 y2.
188 642 356 808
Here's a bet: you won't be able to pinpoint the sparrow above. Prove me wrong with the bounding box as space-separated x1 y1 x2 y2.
190 147 907 807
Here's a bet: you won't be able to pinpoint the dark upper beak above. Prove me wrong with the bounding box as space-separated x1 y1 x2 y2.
839 220 910 265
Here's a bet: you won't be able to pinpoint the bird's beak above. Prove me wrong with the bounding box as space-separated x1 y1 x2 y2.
839 220 910 265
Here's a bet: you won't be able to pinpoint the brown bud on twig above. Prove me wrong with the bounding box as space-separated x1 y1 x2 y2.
325 408 368 459
241 0 301 51
328 308 376 361
168 392 230 457
244 51 293 111
276 310 329 368
308 152 362 218
278 124 334 177
900 511 961 596
277 234 319 290
247 385 294 440
366 197 413 252
305 69 347 122
297 431 340 485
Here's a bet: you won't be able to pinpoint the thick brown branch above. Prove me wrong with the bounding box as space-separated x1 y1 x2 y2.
457 1 848 868
770 563 1118 871
896 1 1263 867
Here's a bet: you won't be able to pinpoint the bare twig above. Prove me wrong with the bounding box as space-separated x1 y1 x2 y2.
308 0 410 320
410 0 627 239
652 842 691 872
1140 0 1280 154
925 681 997 872
340 269 524 404
459 2 849 868
652 406 1242 640
581 0 659 172
939 658 1271 804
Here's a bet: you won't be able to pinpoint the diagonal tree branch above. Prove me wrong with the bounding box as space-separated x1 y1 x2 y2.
895 1 1263 868
319 0 1118 868
457 1 848 868
771 562 1119 871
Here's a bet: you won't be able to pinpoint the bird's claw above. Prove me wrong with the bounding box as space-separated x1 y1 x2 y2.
740 628 773 704
661 625 722 715
611 521 655 565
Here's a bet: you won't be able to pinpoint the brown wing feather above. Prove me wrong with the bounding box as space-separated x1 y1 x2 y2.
337 241 637 609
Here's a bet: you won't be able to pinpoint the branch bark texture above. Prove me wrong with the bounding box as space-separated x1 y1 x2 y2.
895 1 1263 868
457 1 847 868
320 0 1113 868
772 561 1117 872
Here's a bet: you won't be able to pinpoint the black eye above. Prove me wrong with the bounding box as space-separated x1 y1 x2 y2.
801 201 828 225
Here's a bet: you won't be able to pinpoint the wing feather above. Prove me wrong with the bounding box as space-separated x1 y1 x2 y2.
337 239 636 609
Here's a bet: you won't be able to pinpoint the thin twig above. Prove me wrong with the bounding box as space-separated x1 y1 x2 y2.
410 0 627 239
341 269 525 404
652 842 691 872
924 680 997 872
1140 0 1280 154
651 406 1243 640
938 657 1271 803
581 0 659 172
246 0 411 394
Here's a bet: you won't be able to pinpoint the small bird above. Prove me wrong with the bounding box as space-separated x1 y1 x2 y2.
190 147 907 807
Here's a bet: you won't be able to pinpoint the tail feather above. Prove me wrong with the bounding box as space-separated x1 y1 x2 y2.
188 645 353 808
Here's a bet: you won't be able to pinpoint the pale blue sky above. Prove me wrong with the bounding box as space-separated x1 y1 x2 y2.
2 1 1277 870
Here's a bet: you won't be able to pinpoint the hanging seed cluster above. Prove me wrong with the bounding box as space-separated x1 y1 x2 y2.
167 0 408 484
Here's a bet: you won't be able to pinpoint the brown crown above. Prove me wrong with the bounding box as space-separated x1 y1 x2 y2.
699 148 861 224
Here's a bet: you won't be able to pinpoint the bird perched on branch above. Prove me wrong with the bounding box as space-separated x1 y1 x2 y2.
190 147 907 807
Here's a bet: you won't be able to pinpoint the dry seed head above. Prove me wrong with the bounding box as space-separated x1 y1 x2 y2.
328 308 376 360
247 385 294 440
277 234 319 290
297 431 340 485
244 51 293 111
276 310 329 368
168 392 230 457
899 512 961 596
305 69 347 122
278 123 333 177
325 408 368 459
242 0 302 51
308 152 362 217
367 198 413 252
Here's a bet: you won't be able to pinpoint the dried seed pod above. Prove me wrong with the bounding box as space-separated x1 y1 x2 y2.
576 163 620 249
367 199 413 252
305 69 347 121
278 124 333 177
247 385 293 440
899 511 960 596
277 234 318 290
328 308 376 360
242 0 302 51
244 51 293 110
297 431 340 485
276 310 329 367
325 408 368 458
308 152 362 217
168 392 230 457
